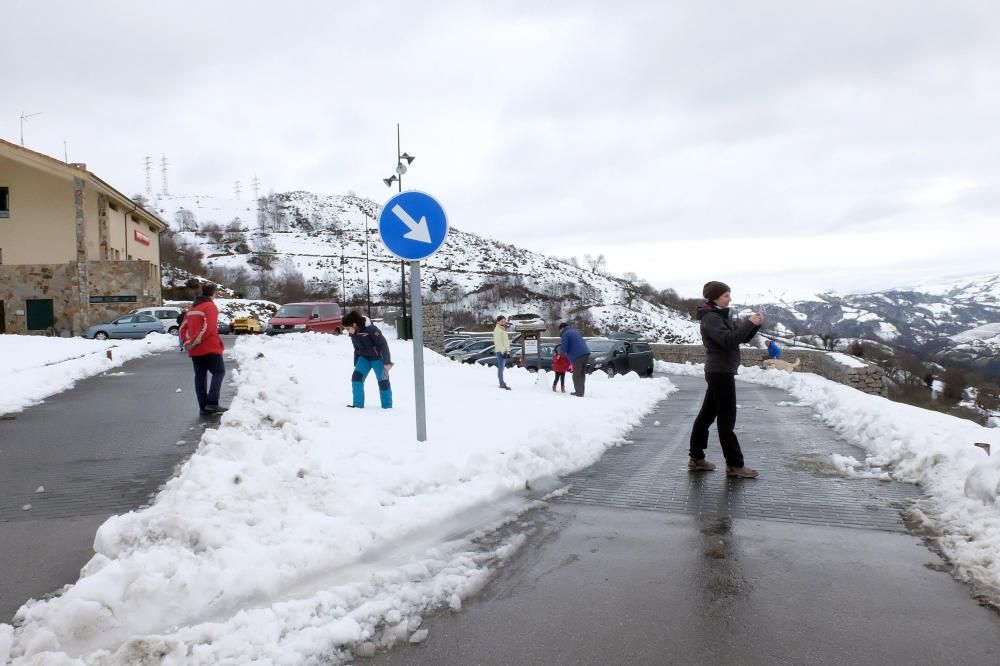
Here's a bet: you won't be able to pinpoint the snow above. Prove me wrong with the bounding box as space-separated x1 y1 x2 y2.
827 352 867 369
952 322 1000 345
0 334 178 415
657 360 1000 606
2 331 674 664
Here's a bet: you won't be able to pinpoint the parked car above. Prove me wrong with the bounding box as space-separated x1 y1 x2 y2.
447 338 494 361
584 338 655 377
231 316 263 335
517 343 559 372
508 313 546 331
444 337 474 353
83 314 164 340
128 306 183 334
462 344 500 364
218 319 232 335
267 302 343 335
477 345 522 368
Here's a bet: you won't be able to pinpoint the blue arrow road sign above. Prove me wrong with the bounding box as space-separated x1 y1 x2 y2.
378 191 449 261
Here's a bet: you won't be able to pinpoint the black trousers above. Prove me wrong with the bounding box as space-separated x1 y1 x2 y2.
571 354 590 396
689 372 744 467
191 353 225 410
552 371 566 389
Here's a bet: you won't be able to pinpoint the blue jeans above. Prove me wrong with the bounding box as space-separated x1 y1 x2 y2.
352 357 392 408
496 352 507 386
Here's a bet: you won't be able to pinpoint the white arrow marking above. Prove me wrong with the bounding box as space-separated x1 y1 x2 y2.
392 204 432 244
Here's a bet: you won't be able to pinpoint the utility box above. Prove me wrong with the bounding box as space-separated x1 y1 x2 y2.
396 315 412 341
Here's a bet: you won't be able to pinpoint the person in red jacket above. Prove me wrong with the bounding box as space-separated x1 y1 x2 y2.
551 344 572 393
179 284 227 415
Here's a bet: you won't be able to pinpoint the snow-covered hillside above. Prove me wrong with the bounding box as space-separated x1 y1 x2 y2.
743 274 1000 378
153 192 699 343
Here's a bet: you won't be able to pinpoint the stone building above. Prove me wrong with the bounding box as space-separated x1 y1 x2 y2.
0 138 167 335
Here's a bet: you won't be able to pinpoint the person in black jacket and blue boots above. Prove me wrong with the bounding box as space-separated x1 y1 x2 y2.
343 310 393 409
688 281 762 478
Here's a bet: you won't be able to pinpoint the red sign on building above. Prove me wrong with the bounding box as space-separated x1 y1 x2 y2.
133 230 151 246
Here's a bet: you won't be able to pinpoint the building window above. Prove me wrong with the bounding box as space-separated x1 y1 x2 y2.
0 248 3 264
0 187 9 218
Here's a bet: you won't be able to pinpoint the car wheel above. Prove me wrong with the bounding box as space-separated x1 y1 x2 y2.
94 331 109 340
646 365 654 377
606 365 617 378
334 327 342 335
168 326 179 335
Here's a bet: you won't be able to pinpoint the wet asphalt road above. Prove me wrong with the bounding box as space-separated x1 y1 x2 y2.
375 374 1000 665
0 338 236 623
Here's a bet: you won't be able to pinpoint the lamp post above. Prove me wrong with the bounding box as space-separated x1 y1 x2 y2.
384 123 416 338
364 211 372 317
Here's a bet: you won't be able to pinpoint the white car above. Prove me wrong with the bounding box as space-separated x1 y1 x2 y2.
128 306 183 334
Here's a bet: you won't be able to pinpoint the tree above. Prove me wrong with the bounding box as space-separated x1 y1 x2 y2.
941 366 967 403
174 208 197 232
584 253 607 274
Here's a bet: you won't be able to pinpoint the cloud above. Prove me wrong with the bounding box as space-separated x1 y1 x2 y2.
3 0 998 297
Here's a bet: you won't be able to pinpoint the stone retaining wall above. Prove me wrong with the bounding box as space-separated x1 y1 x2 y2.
651 344 888 397
0 260 161 335
421 303 445 354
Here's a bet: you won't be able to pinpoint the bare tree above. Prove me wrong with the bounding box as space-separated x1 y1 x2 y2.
584 253 607 274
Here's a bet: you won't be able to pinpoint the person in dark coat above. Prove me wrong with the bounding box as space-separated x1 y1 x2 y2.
343 310 393 409
688 281 762 478
558 322 591 397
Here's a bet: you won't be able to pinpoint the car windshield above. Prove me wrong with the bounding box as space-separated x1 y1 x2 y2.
588 340 621 353
275 305 310 318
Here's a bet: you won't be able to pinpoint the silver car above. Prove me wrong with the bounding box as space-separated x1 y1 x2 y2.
83 314 165 340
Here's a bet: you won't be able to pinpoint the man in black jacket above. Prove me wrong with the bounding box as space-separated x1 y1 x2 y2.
343 310 393 409
688 281 763 478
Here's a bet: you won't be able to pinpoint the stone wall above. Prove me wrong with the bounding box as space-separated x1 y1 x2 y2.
0 260 161 335
421 302 445 354
651 344 888 397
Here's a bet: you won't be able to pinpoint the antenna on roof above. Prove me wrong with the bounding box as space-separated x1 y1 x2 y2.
19 111 42 146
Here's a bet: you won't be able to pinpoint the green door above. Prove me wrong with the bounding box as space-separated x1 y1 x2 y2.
26 299 54 331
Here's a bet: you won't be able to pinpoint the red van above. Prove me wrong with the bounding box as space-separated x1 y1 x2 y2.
266 302 344 335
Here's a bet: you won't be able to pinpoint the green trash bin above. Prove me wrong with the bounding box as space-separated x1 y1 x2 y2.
395 315 412 340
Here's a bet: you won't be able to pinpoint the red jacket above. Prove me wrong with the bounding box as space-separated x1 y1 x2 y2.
552 353 572 373
179 298 224 356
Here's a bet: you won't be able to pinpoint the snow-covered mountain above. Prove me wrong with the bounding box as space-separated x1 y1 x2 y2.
743 274 1000 378
153 191 699 343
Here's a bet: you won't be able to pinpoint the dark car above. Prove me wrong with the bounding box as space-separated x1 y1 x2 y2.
447 338 494 361
517 343 559 372
462 344 501 364
584 338 655 377
477 345 522 368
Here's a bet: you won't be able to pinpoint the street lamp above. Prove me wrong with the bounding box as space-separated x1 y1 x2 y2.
364 211 373 317
383 123 416 338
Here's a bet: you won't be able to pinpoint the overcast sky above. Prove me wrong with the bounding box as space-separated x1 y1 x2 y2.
4 0 999 300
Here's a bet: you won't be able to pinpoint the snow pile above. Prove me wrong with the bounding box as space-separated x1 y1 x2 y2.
658 360 1000 605
0 334 177 415
3 333 673 664
827 352 867 369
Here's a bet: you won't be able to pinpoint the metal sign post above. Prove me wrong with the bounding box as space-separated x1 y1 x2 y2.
378 191 449 442
410 261 426 440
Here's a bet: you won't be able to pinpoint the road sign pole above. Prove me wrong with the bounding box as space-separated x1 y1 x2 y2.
410 260 427 442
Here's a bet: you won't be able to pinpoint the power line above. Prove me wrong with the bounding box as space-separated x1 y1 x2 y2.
144 156 153 195
234 180 242 199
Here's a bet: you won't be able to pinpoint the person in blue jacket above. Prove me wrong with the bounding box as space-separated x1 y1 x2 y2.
764 338 781 359
558 322 591 397
343 310 393 409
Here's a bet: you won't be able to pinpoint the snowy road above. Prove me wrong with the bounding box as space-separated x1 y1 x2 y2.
0 344 236 622
374 374 1000 664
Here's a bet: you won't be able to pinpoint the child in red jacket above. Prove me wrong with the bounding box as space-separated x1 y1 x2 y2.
551 345 572 393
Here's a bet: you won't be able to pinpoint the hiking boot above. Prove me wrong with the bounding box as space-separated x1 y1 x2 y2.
688 457 716 472
204 405 228 414
726 465 759 479
552 386 557 392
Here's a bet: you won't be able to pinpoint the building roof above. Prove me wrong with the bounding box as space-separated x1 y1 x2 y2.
0 137 168 232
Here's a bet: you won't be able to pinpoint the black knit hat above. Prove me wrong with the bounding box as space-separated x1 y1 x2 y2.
702 281 731 302
342 310 365 328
